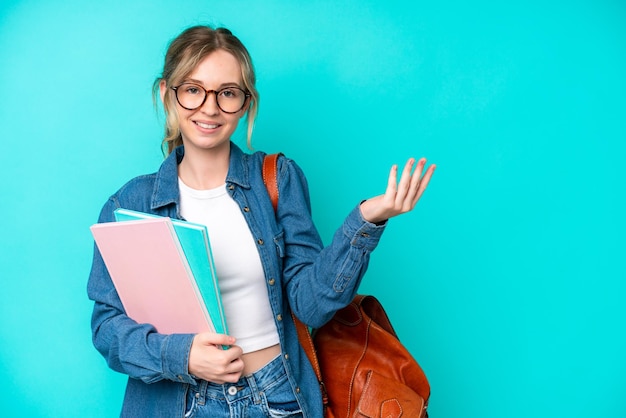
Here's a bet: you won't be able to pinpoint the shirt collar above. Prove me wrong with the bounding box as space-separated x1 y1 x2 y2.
151 142 250 210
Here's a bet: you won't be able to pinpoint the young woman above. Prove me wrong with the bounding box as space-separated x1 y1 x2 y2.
88 25 435 418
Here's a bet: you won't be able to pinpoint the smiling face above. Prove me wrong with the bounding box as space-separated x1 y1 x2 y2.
160 49 248 155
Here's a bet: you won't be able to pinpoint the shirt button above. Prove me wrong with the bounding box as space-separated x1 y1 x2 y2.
228 386 238 396
243 206 250 212
257 238 264 245
295 387 301 393
277 314 283 321
361 232 370 237
284 353 289 360
228 184 235 190
268 278 275 285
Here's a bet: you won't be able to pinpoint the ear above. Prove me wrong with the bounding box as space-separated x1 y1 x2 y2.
159 80 168 103
240 98 250 119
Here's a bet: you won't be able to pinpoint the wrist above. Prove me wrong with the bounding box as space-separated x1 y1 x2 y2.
359 200 387 225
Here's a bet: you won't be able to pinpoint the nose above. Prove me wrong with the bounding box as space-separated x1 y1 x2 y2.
199 92 220 115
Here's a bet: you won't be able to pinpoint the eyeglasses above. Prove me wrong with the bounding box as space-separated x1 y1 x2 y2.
171 83 250 113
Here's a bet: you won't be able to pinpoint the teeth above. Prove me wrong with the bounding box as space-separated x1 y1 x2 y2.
196 122 219 129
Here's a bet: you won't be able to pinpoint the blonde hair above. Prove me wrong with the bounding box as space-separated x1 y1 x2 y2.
152 26 259 155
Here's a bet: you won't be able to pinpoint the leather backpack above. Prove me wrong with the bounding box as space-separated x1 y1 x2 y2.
311 295 430 417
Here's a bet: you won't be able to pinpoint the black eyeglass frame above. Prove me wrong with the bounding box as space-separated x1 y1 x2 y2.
171 84 251 114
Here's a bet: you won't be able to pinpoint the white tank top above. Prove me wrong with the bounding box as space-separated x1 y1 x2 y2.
178 179 279 353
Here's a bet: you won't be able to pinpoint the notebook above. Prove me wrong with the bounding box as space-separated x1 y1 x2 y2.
90 217 216 334
113 208 228 335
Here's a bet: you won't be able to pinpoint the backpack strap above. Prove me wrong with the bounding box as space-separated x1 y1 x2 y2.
262 153 281 212
261 154 328 407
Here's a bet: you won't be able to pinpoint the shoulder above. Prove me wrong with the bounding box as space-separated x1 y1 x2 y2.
97 172 159 222
114 147 181 209
112 172 159 202
245 148 301 174
247 150 308 186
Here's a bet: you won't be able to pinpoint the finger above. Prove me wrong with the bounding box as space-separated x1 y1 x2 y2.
413 164 436 204
385 164 399 200
226 344 244 358
395 158 415 205
221 369 243 384
223 355 244 373
211 362 243 384
196 332 236 347
404 158 427 208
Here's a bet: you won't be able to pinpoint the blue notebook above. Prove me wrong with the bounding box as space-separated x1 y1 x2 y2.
114 208 228 336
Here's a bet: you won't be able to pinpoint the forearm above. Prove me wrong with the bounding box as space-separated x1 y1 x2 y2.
90 300 196 383
88 244 196 385
284 204 386 328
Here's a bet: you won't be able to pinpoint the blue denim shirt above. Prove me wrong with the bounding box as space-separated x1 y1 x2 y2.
87 143 386 417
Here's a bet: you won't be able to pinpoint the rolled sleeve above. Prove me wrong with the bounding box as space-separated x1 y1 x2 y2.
344 204 387 251
161 333 197 385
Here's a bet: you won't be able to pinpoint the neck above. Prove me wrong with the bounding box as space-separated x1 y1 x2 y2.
178 142 230 190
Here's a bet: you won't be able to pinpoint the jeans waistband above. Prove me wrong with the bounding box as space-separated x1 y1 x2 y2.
194 354 285 404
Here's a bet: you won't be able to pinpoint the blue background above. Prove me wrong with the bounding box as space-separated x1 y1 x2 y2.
1 1 625 417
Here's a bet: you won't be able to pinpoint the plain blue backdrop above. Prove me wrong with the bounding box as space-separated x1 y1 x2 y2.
1 1 625 417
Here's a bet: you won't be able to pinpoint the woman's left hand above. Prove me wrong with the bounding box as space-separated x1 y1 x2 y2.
359 157 436 224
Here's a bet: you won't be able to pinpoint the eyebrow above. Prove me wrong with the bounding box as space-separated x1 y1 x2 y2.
182 78 243 89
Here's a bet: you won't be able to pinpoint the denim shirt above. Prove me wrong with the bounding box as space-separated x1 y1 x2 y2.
87 143 386 417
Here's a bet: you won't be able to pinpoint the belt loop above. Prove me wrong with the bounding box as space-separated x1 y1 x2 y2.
246 374 262 405
196 380 208 406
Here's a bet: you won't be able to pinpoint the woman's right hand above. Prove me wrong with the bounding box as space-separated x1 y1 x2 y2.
188 333 244 384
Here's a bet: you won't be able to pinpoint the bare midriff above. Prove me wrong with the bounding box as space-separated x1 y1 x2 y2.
241 344 282 375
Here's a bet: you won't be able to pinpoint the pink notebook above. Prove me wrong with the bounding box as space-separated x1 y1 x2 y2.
90 217 214 334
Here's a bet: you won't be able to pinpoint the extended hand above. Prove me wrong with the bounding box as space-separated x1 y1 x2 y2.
359 158 436 224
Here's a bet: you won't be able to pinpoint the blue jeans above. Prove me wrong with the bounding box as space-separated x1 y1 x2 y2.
184 355 303 417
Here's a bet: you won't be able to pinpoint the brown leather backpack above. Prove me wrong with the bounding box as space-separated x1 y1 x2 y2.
263 154 431 418
312 295 430 417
